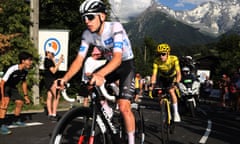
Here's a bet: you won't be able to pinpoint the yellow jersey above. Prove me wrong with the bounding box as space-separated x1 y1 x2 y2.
152 55 180 78
135 77 141 88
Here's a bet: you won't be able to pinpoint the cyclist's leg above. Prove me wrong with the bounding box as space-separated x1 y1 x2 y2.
169 87 181 122
106 60 136 144
118 70 135 144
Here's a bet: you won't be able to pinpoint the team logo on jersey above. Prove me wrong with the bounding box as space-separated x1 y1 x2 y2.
104 37 113 45
44 38 61 56
79 46 86 52
114 42 123 49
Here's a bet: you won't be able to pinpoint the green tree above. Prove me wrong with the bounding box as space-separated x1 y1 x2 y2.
215 34 240 75
0 1 39 90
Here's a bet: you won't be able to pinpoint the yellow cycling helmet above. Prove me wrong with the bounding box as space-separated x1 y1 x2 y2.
157 43 171 53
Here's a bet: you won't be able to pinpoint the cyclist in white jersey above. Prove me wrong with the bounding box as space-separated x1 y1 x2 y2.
56 0 136 143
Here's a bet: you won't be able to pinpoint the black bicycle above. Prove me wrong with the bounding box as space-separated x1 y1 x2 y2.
153 86 176 144
49 81 145 144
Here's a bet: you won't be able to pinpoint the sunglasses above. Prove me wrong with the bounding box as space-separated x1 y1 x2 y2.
159 53 167 56
82 13 99 21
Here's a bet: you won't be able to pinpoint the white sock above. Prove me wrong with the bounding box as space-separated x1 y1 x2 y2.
128 131 135 144
172 103 179 114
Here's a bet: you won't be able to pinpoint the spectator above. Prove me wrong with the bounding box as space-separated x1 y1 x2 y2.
219 74 230 108
134 72 143 102
0 52 33 135
202 75 214 98
229 70 240 111
43 47 64 121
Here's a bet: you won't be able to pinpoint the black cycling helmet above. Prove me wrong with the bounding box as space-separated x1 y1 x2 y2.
79 0 107 15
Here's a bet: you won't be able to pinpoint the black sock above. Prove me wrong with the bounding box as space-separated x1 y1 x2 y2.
0 118 5 126
13 115 21 122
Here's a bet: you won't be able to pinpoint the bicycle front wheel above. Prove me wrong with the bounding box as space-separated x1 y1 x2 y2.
160 100 170 144
49 107 107 144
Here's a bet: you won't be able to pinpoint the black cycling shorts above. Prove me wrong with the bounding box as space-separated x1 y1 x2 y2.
3 86 24 101
156 76 176 88
105 59 135 100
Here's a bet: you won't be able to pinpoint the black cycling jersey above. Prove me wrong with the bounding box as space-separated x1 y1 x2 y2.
2 64 28 88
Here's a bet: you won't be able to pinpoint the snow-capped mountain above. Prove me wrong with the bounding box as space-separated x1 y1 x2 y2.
155 0 240 35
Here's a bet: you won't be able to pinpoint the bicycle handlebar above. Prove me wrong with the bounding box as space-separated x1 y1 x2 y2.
60 83 76 103
99 83 116 102
57 79 116 103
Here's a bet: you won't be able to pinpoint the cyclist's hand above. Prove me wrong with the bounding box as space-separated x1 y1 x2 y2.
55 79 66 90
90 73 105 86
171 82 179 88
149 83 155 91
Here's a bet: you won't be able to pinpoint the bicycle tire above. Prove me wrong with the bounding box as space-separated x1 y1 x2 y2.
189 100 196 118
160 100 170 144
49 107 107 144
132 107 145 144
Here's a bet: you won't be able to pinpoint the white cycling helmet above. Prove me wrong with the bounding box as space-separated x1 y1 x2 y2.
79 0 107 15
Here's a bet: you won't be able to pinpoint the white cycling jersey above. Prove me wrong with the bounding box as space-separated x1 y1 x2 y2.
79 22 134 61
82 56 107 83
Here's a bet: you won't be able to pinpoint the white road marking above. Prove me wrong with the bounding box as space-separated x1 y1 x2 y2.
8 122 43 128
199 120 212 144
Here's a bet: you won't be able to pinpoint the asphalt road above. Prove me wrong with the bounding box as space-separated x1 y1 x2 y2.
1 97 239 144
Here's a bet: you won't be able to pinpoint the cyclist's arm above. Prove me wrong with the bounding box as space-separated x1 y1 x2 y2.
63 54 84 82
176 70 181 83
96 52 122 77
150 63 158 87
95 23 124 77
174 57 181 83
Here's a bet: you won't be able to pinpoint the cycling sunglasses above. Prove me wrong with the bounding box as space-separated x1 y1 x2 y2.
158 53 167 56
82 13 99 21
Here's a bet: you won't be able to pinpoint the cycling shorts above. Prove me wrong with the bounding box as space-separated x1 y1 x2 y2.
156 76 176 89
105 59 135 100
3 86 24 101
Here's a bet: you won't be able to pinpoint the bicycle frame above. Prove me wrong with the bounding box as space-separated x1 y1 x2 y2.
51 81 144 144
154 87 175 144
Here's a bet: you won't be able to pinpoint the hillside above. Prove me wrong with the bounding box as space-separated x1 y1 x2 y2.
124 9 216 49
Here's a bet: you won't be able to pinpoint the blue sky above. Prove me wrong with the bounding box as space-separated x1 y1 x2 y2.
157 0 219 11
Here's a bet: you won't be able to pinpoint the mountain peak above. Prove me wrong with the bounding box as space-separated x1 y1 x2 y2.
153 0 240 35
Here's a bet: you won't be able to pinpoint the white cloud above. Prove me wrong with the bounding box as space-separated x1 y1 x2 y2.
176 0 220 7
109 0 152 22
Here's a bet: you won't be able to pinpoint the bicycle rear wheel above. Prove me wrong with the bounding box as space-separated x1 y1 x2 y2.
49 107 107 144
160 100 170 144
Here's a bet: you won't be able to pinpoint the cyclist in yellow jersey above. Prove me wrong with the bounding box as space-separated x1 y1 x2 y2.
150 43 181 122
